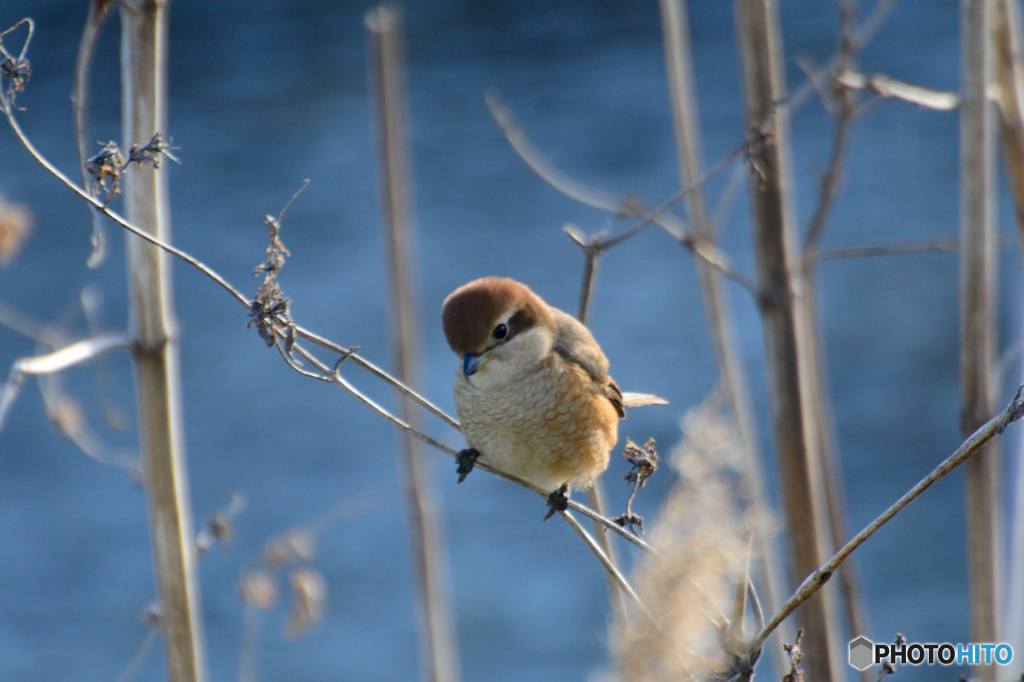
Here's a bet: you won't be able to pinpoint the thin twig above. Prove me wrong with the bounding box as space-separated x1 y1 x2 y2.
567 222 629 634
73 0 114 268
809 238 961 261
1 105 249 307
2 46 657 574
488 94 762 299
558 509 652 620
293 324 461 431
0 333 129 433
116 620 160 682
787 0 902 114
284 335 659 551
747 386 1024 656
0 297 47 340
803 0 858 252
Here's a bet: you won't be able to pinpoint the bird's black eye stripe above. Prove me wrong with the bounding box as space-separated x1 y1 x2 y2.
493 323 508 340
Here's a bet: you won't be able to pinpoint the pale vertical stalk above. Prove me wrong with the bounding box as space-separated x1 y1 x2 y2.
732 0 841 679
658 0 793 672
961 1 1001 679
575 250 630 638
992 2 1024 652
367 8 459 682
119 2 205 681
798 4 872 670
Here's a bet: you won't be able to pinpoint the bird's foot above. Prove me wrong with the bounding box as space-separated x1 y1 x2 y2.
543 484 570 521
455 448 480 483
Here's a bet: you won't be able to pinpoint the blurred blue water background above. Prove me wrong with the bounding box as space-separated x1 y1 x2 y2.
0 0 1021 680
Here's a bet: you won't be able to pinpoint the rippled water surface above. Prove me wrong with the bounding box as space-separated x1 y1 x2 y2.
0 1 1020 680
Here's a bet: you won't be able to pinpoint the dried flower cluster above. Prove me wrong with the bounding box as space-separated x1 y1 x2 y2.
0 193 32 267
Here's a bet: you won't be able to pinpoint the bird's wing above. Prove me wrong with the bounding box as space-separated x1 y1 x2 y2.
603 381 626 419
550 309 611 384
549 309 627 417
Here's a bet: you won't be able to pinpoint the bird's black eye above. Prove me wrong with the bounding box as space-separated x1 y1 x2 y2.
493 323 508 340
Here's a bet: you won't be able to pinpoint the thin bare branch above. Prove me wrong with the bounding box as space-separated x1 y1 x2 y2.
116 619 160 682
73 0 114 268
1 106 250 307
290 336 661 557
747 386 1024 657
803 1 859 252
567 221 629 634
559 509 652 619
788 0 903 113
835 70 960 110
293 324 461 431
0 333 128 434
809 238 961 261
486 93 628 215
0 297 45 340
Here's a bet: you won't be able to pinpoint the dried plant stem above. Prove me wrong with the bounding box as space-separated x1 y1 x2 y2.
3 24 657 622
571 239 629 636
748 388 1024 657
659 0 793 675
1 106 249 307
809 238 961 260
733 0 840 679
367 8 459 682
800 6 873 680
999 0 1024 654
0 333 128 432
116 624 160 682
292 324 460 430
120 2 206 680
961 2 1001 679
73 0 114 268
4 99 469 447
993 0 1024 265
558 509 651 620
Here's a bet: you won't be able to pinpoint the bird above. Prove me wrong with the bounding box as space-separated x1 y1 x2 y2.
441 276 665 518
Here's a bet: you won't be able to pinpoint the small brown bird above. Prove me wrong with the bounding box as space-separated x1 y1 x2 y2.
441 277 665 515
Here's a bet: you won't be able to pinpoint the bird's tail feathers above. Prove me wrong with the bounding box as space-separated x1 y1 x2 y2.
621 392 669 408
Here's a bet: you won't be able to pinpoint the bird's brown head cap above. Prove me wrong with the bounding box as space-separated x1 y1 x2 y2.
442 277 553 356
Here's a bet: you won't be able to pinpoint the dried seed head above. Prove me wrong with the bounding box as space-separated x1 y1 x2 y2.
265 530 316 566
85 141 125 204
0 193 32 267
285 567 326 639
240 571 279 610
196 494 246 553
126 132 180 169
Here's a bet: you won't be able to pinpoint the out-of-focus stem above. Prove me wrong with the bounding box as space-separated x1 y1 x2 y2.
961 1 1001 679
732 0 841 678
367 7 460 682
120 1 206 680
573 247 630 637
658 1 794 674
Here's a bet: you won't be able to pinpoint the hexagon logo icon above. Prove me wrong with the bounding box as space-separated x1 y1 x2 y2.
849 636 874 671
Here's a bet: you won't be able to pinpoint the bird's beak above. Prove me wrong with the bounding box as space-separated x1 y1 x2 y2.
462 352 482 377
